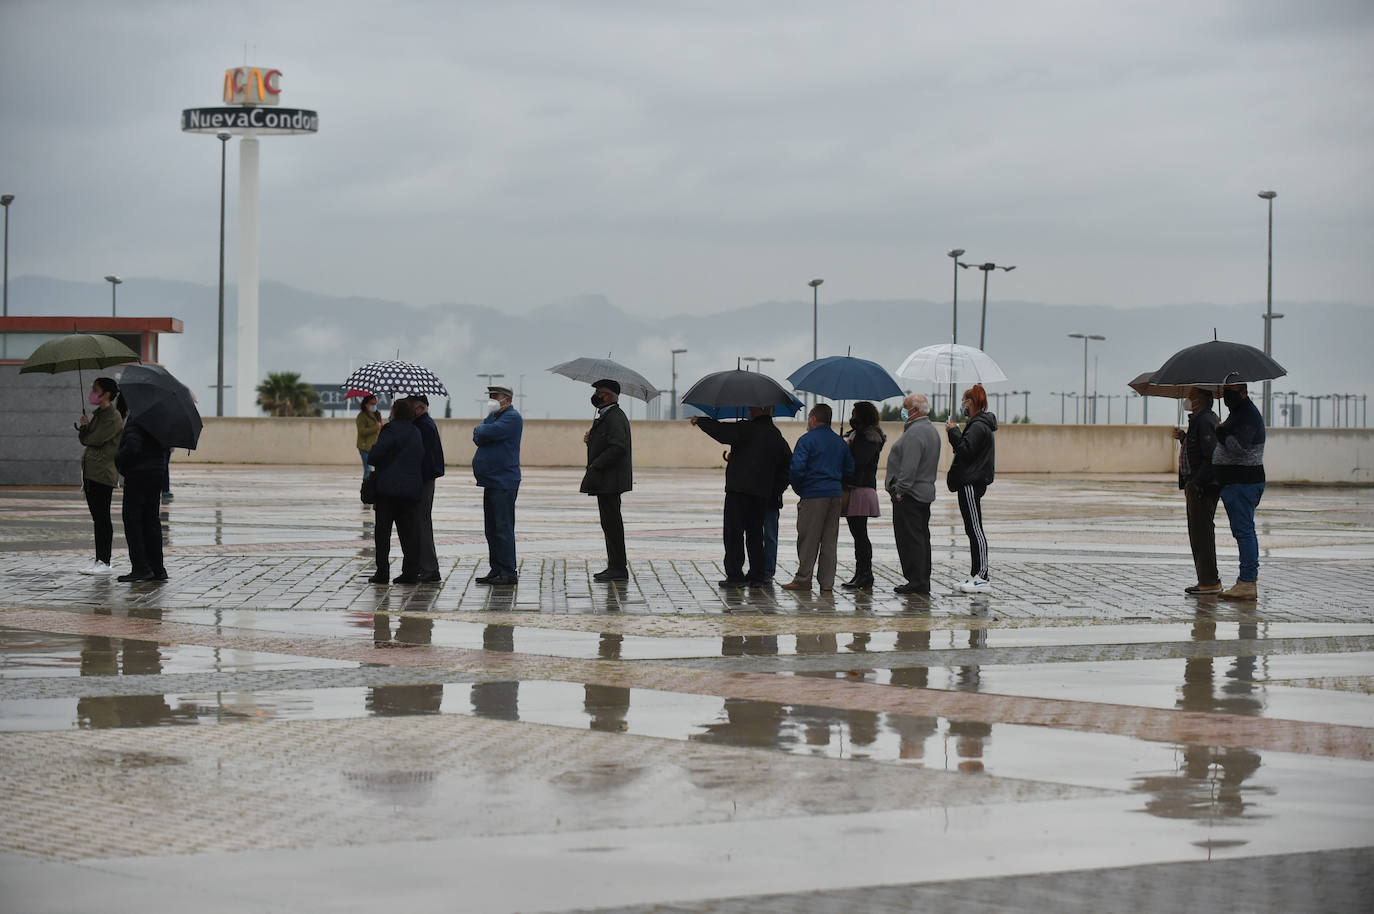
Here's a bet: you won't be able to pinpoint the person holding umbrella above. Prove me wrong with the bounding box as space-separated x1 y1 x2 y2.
76 377 125 576
945 384 997 594
691 406 793 587
1173 387 1222 596
581 379 633 581
1213 383 1266 600
114 411 169 583
840 401 887 591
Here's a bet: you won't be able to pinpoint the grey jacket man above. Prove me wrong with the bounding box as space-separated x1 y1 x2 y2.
885 417 942 503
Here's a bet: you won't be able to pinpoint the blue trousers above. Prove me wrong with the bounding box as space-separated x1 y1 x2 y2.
1220 482 1265 582
763 508 780 579
359 449 371 480
482 486 519 577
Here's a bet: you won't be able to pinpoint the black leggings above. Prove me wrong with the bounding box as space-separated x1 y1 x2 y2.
84 480 114 564
846 516 872 577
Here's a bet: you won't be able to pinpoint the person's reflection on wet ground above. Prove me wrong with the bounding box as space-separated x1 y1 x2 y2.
585 633 630 732
368 615 443 714
720 635 778 657
887 630 939 760
471 625 519 721
1133 612 1267 821
787 633 881 755
947 620 992 771
76 631 183 728
695 635 789 749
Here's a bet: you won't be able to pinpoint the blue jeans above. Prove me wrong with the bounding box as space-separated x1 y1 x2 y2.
483 486 519 577
763 509 780 579
359 450 371 480
1220 482 1265 582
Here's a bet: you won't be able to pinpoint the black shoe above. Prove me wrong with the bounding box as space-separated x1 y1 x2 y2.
842 574 874 591
117 572 155 583
475 571 497 584
746 578 772 588
152 569 169 582
416 572 442 584
368 572 390 584
894 582 930 595
392 574 418 584
840 574 858 588
487 575 518 586
592 568 629 581
718 578 747 588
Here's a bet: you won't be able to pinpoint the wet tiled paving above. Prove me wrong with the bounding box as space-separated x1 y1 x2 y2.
0 466 1371 913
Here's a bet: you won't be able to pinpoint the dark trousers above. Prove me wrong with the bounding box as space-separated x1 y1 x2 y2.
597 493 627 571
892 495 932 592
846 516 873 578
482 486 519 577
401 478 439 577
723 491 768 581
84 480 114 564
957 483 989 579
1184 482 1221 587
121 476 164 575
374 495 419 577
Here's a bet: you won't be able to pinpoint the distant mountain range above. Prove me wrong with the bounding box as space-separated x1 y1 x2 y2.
7 275 1371 425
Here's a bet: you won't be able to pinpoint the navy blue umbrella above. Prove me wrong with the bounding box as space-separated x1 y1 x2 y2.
787 355 903 401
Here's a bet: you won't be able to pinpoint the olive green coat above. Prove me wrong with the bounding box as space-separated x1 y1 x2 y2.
78 405 124 486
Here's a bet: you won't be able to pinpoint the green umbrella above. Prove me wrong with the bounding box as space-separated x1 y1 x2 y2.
19 333 140 415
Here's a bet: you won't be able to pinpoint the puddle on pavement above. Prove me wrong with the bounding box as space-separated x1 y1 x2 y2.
3 676 1369 845
0 627 357 679
141 610 1374 662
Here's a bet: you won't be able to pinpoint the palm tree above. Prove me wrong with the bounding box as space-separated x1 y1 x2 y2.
256 372 320 417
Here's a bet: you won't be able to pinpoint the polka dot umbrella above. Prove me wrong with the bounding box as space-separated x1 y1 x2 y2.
341 360 448 399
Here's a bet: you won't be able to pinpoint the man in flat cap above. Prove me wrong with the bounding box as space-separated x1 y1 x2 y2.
580 379 633 581
472 384 523 585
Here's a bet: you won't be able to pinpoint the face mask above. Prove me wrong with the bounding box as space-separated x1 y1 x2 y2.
961 406 971 418
88 391 102 406
899 408 910 421
367 404 378 413
590 394 604 408
487 399 500 412
1222 391 1241 409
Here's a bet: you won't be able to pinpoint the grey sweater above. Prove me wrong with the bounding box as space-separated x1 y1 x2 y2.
884 417 942 503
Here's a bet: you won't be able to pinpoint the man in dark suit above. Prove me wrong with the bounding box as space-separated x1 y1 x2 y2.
398 394 444 584
580 379 633 581
691 407 792 587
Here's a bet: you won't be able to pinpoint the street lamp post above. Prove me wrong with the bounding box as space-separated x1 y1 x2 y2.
104 275 122 317
670 348 687 420
1 194 13 317
1015 389 1030 422
808 279 823 410
959 261 1017 351
1067 333 1105 424
946 249 964 410
215 132 231 417
1050 391 1068 424
1258 190 1278 425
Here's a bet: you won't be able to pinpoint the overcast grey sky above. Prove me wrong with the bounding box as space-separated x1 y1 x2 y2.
3 0 1372 317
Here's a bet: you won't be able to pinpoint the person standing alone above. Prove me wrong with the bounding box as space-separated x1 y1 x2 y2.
581 380 633 582
946 384 997 594
472 383 523 586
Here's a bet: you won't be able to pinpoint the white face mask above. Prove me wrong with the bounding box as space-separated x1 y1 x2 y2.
487 399 501 412
900 408 910 421
367 404 378 413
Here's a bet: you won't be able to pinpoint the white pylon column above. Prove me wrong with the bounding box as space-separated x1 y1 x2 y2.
235 135 260 416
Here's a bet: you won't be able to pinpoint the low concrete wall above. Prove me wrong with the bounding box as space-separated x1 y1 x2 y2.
165 417 1372 485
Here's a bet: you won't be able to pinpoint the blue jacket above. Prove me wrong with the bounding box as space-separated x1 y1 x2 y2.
415 412 446 480
368 418 426 501
472 406 523 489
789 425 854 499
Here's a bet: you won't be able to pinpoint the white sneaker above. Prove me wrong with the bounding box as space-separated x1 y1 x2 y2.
80 560 112 576
957 575 992 594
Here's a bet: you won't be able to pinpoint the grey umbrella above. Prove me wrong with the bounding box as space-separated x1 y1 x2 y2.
548 357 660 402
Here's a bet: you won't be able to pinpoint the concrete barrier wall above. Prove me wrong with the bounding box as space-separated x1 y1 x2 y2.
167 417 1373 485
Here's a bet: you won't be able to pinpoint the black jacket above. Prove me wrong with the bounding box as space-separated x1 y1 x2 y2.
1181 408 1219 491
415 412 446 480
114 421 165 480
842 424 886 489
947 411 997 491
580 403 633 495
368 418 426 501
695 415 792 500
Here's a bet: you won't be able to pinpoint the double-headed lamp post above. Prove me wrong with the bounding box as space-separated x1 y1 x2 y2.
1010 389 1031 422
958 261 1017 351
1067 333 1105 423
104 275 122 317
1258 190 1279 426
1 194 13 317
670 348 687 420
946 249 964 411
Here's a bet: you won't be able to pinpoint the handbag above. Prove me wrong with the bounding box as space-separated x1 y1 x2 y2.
360 474 377 505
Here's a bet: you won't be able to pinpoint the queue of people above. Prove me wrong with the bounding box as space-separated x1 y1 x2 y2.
74 376 1267 601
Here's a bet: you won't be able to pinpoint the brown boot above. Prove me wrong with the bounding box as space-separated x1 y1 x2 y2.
1219 580 1258 601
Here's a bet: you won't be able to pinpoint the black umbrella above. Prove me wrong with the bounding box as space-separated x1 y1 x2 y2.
1151 340 1286 387
120 364 203 450
680 369 798 412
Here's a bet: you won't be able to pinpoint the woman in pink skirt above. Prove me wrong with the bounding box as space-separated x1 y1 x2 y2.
841 401 887 590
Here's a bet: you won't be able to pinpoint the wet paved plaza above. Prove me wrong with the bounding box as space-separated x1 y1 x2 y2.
1 466 1372 912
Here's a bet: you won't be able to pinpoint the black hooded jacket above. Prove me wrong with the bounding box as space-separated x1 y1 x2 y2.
946 411 997 491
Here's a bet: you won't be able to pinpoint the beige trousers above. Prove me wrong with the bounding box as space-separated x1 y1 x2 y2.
793 496 842 588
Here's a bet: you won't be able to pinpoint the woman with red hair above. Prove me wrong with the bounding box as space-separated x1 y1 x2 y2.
945 384 998 593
